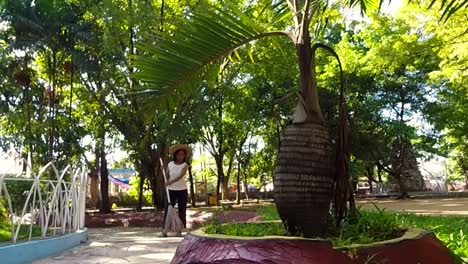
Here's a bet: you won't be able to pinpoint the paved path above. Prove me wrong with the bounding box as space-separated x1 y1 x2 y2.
32 198 468 263
33 228 182 264
357 197 468 216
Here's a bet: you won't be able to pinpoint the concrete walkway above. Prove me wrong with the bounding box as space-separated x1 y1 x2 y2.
357 197 468 216
32 198 468 263
32 228 182 264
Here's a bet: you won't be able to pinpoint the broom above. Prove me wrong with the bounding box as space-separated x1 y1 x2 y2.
160 158 184 236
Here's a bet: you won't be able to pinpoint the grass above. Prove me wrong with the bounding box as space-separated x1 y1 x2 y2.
0 221 43 242
203 204 468 263
203 221 287 237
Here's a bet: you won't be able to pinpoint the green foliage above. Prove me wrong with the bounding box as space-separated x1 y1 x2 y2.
0 203 8 223
2 180 33 214
132 3 287 109
253 204 468 261
336 206 404 245
0 221 42 242
393 213 468 262
256 205 280 221
124 176 152 207
203 221 287 237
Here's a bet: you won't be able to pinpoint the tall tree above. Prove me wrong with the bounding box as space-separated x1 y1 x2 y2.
133 1 354 236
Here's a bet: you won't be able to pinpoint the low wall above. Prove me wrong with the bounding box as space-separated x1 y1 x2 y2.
0 229 88 264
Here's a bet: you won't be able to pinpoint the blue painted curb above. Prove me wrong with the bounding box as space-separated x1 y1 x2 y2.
0 228 88 264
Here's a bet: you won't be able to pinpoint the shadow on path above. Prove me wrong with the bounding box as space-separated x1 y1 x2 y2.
32 228 182 264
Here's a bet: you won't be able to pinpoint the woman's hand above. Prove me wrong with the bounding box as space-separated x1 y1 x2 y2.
166 180 174 186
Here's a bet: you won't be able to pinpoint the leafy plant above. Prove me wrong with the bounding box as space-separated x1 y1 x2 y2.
253 204 468 261
203 222 287 237
334 205 405 246
0 221 42 242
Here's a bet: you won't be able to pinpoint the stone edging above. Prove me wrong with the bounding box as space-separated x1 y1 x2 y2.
0 228 88 264
190 223 428 249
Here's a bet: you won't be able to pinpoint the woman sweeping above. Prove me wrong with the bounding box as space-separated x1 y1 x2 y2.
162 144 191 237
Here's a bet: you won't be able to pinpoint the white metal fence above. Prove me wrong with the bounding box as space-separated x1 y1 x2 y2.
0 159 87 243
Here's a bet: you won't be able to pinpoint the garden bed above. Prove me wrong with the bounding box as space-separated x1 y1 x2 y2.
172 227 454 264
85 210 262 229
172 205 466 263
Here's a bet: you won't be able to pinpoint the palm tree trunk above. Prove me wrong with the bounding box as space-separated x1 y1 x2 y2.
274 26 337 237
274 122 334 237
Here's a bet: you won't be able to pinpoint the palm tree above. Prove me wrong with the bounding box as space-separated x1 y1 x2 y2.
132 1 467 237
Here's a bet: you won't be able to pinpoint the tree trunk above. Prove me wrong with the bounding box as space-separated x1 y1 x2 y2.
142 155 163 211
465 172 468 190
221 180 229 200
215 158 223 205
154 146 168 210
396 174 410 199
204 173 209 206
154 163 165 210
366 166 374 193
99 149 111 213
274 123 334 237
243 167 249 200
188 164 196 207
137 174 144 211
236 160 241 205
89 169 100 209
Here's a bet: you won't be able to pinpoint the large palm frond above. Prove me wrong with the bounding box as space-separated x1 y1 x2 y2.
428 0 468 21
132 6 293 108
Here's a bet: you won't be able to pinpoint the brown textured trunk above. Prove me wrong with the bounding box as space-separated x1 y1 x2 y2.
273 20 341 237
89 170 100 209
137 174 144 211
188 165 196 207
366 166 374 193
236 160 241 205
396 175 410 199
215 158 223 205
153 146 168 210
221 155 234 200
274 123 334 237
243 166 249 200
221 180 229 200
100 149 111 214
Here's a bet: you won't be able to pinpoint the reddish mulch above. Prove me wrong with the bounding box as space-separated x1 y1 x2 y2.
85 212 164 228
85 210 262 229
215 211 261 223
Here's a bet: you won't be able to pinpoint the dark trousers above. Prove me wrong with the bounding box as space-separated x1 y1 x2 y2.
163 189 188 228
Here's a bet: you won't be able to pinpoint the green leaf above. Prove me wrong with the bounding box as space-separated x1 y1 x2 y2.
131 5 292 109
